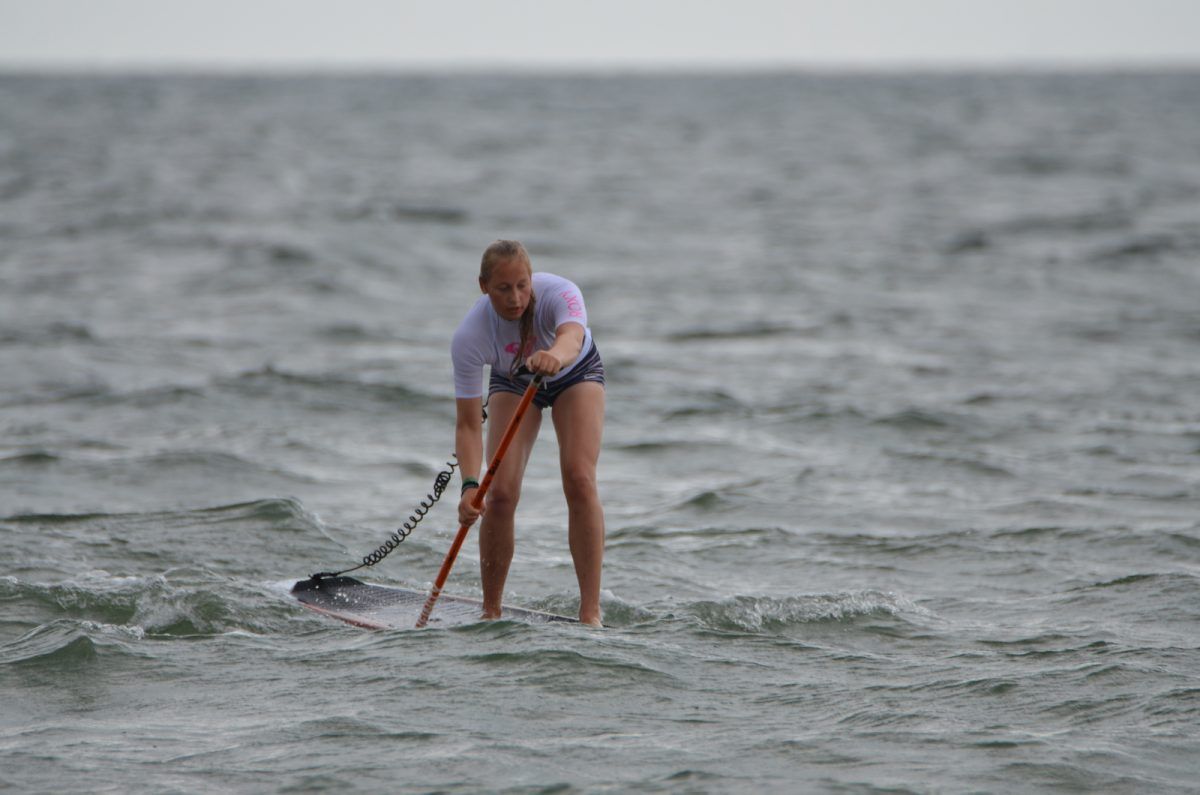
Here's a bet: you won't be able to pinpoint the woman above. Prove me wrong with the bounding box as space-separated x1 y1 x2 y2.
451 240 606 626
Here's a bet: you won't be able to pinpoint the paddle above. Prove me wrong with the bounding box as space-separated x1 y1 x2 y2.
415 372 544 628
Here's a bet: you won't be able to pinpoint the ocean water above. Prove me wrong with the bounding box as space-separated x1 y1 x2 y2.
1 71 1198 793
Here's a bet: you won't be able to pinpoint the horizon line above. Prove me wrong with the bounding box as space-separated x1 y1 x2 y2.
3 56 1200 77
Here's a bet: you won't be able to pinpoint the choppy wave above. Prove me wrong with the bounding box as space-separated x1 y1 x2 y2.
217 365 443 413
1 450 61 466
686 591 925 633
3 496 316 526
335 200 469 224
0 321 96 346
1 621 109 667
1092 232 1189 262
0 575 319 656
666 321 805 341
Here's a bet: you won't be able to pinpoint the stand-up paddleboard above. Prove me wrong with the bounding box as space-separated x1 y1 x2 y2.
291 575 577 629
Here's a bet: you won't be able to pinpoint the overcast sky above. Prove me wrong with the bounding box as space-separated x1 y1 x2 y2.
2 0 1198 71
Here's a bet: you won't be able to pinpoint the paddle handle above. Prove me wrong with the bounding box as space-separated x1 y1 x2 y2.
416 374 542 628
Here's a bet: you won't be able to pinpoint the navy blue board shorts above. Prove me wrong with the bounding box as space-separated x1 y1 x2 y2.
489 344 605 410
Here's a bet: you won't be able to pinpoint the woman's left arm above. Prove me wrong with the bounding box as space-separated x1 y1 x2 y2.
527 322 584 376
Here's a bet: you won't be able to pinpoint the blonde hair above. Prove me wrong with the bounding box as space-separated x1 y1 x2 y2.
480 240 536 376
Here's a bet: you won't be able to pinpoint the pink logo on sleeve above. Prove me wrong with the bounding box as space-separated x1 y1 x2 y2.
560 291 584 318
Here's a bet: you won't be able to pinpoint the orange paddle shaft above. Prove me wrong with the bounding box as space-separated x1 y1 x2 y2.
415 374 543 628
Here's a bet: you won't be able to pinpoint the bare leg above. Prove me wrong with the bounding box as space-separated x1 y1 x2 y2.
550 382 606 626
478 391 542 618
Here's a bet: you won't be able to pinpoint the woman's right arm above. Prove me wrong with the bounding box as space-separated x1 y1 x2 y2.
455 396 485 527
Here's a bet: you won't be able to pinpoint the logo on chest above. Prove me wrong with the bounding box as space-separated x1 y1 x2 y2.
505 340 535 357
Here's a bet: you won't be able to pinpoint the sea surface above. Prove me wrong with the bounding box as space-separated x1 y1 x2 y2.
1 71 1198 793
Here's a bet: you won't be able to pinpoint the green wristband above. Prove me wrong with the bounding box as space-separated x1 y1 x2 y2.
461 478 480 495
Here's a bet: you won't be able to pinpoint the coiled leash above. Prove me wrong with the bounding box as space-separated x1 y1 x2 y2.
304 455 460 582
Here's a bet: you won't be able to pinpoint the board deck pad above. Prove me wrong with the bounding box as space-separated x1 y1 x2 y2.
291 575 577 628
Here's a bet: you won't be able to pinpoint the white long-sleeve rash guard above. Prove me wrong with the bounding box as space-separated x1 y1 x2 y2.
451 272 593 400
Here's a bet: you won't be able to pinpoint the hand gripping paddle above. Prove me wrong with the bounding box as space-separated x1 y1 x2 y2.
415 372 544 628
